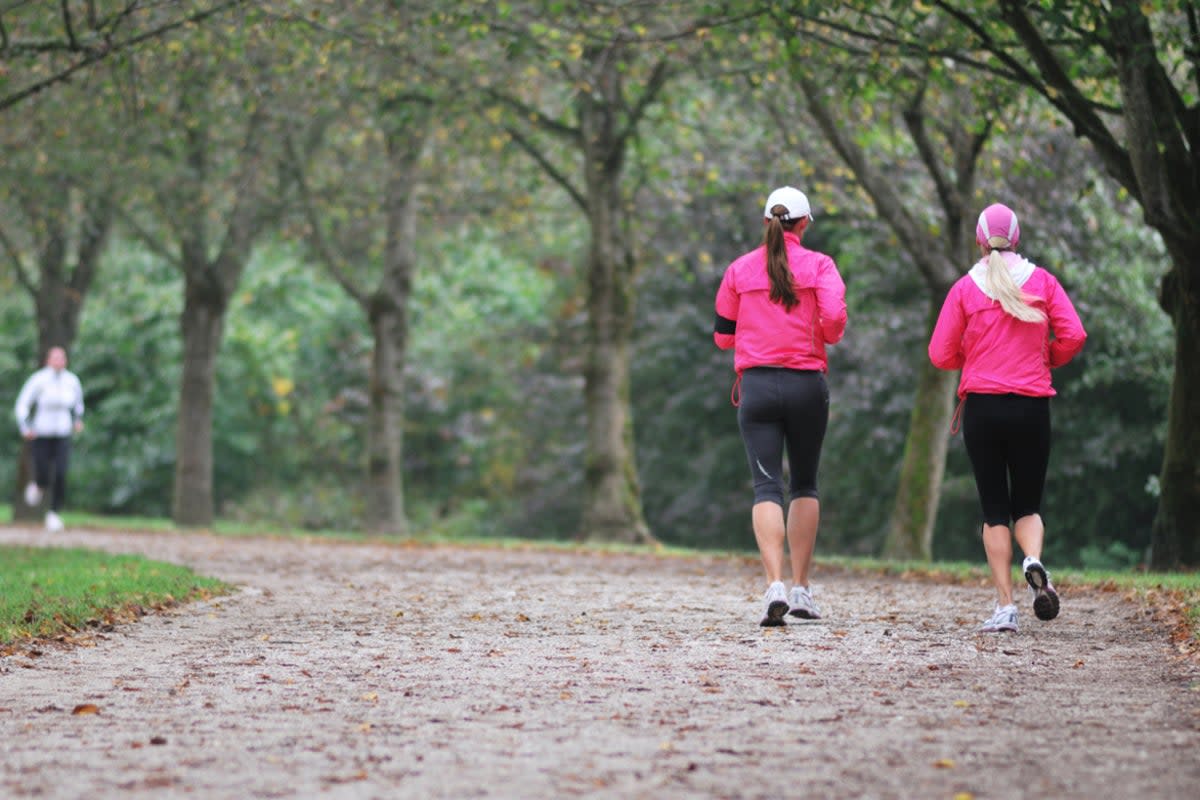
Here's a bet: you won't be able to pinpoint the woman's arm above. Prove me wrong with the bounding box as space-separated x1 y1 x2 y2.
928 285 966 370
815 257 848 344
1046 277 1087 368
713 268 738 350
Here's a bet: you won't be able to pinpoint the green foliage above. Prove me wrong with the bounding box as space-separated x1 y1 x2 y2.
405 224 573 536
214 241 371 522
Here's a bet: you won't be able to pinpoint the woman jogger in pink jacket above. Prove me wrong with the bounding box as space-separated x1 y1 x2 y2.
714 186 848 627
929 203 1087 633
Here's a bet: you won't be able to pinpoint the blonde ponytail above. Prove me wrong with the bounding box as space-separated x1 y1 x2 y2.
984 237 1045 323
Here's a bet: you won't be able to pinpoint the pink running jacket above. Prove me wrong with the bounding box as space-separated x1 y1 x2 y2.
929 253 1086 398
713 232 847 373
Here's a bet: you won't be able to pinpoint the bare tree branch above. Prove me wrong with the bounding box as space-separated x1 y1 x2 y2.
479 82 582 144
115 204 181 269
614 58 672 155
282 132 367 306
59 0 79 50
504 123 587 211
0 1 248 112
790 70 952 289
70 187 114 294
0 220 36 293
901 80 958 223
998 2 1141 200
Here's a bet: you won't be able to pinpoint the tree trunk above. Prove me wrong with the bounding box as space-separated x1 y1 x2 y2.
1151 264 1200 568
576 89 653 544
172 286 226 527
366 300 407 535
1107 8 1200 569
883 302 959 559
580 255 651 544
577 196 653 545
356 100 428 535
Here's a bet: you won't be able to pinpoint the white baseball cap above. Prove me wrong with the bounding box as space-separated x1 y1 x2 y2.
763 186 813 221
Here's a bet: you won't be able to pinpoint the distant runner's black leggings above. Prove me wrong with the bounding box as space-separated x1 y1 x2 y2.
31 436 71 512
737 368 829 507
961 393 1051 527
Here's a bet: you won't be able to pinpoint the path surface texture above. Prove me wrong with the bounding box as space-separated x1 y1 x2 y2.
1 526 1197 799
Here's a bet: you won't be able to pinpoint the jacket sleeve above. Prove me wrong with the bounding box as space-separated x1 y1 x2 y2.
816 256 848 344
928 285 966 370
1046 276 1087 368
72 374 85 421
14 372 40 435
713 267 738 350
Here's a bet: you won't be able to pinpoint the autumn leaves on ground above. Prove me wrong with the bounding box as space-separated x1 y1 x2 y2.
1 526 1198 799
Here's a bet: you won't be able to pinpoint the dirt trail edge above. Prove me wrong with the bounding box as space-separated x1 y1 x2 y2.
1 526 1197 800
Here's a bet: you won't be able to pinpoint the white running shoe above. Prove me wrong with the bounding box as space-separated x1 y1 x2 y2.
1023 556 1060 621
761 581 789 627
979 604 1018 633
787 585 822 619
44 511 64 532
24 482 42 507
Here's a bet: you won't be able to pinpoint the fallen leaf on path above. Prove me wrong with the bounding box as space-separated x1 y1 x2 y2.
71 704 100 716
933 759 955 769
323 771 368 784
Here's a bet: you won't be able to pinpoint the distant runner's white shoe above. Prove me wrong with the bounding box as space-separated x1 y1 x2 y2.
1023 556 1060 621
761 581 789 627
24 482 42 507
979 604 1018 633
44 511 64 532
787 585 822 619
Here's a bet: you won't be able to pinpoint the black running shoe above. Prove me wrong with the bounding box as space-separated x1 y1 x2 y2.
1023 557 1060 621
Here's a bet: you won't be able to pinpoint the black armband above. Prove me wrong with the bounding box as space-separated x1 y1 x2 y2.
714 313 736 335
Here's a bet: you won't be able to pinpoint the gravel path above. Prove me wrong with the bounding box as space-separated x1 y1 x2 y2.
1 526 1197 799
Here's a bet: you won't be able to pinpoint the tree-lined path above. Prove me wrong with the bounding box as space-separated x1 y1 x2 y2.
1 526 1197 799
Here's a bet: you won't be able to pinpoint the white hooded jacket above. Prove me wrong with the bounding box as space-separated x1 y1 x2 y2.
14 367 84 438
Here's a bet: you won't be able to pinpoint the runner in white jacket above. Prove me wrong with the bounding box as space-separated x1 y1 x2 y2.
14 346 85 531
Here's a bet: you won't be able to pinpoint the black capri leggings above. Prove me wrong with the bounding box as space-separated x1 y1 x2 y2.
737 367 829 507
961 393 1051 527
31 436 72 512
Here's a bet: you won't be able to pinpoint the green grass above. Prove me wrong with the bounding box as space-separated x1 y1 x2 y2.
0 545 229 646
3 504 1197 646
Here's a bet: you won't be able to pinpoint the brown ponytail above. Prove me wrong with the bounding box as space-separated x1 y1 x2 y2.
764 204 799 310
